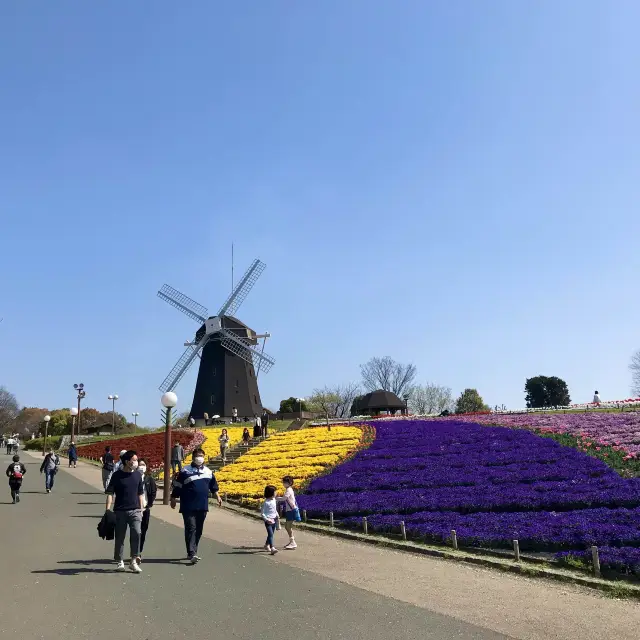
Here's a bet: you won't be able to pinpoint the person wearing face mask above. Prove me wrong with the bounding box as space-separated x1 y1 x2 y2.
171 447 222 564
105 450 145 573
137 458 157 563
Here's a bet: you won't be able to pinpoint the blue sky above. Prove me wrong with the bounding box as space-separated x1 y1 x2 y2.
1 2 639 424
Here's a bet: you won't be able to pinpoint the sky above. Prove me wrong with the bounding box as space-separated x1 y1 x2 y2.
1 2 640 425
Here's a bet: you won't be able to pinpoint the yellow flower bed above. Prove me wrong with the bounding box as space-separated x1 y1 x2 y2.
216 426 363 505
200 427 246 461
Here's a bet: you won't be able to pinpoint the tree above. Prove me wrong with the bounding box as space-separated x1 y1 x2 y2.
48 409 71 436
455 389 489 414
0 386 20 434
13 407 49 438
410 384 455 415
524 376 571 408
308 387 341 427
78 407 100 433
279 397 308 413
360 357 417 397
631 350 640 396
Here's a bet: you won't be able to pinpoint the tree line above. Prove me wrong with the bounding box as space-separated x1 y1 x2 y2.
0 386 140 437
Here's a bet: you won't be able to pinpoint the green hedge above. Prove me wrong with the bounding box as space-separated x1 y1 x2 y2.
23 436 63 451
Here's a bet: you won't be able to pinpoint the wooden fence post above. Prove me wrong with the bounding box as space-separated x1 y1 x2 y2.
400 521 406 541
591 546 601 578
451 529 458 550
302 509 308 523
513 539 520 562
362 516 368 534
329 512 334 527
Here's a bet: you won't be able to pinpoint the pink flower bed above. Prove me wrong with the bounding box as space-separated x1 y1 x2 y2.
446 413 640 456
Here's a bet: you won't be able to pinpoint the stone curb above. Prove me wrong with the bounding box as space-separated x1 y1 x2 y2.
219 500 640 599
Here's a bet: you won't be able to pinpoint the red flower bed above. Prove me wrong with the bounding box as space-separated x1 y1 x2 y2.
77 430 205 471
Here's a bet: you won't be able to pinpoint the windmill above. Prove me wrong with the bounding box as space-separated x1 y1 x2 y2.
158 258 275 422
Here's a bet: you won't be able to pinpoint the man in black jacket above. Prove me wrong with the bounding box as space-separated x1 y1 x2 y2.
262 409 270 438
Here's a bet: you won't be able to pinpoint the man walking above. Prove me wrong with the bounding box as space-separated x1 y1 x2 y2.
6 437 14 455
171 448 222 564
171 441 184 476
105 450 144 573
262 409 270 438
100 446 115 491
40 447 59 493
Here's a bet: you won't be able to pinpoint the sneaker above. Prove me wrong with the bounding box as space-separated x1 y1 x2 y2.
115 561 126 571
264 544 270 551
189 555 200 564
15 494 20 503
46 489 50 494
129 561 142 574
270 548 279 555
284 541 297 550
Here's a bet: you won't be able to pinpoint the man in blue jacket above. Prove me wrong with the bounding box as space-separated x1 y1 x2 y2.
171 447 222 564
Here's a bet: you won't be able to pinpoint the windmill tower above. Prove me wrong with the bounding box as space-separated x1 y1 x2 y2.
158 258 275 421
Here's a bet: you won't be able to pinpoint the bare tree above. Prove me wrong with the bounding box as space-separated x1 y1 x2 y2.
334 382 361 418
409 383 454 415
360 357 417 397
631 350 640 396
0 386 20 434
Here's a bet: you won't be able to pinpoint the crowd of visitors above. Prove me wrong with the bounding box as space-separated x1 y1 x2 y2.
4 423 301 574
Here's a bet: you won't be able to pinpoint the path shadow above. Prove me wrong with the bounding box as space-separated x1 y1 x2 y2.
71 492 103 495
218 550 264 555
70 515 101 519
32 568 115 576
58 558 186 566
19 491 46 494
77 501 104 505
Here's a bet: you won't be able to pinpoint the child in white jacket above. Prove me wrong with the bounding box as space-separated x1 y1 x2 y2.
261 485 279 555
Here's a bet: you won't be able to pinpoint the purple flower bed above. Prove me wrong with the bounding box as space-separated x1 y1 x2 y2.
298 420 640 566
447 412 640 455
343 507 640 551
556 546 640 576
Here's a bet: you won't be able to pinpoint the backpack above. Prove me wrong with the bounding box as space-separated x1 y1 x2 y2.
103 453 114 471
10 464 23 483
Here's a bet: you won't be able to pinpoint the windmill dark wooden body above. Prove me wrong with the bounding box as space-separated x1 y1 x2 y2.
157 259 274 421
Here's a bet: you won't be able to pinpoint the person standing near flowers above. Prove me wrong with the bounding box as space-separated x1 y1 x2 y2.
137 458 157 563
261 485 279 555
242 427 250 447
276 475 301 550
171 448 222 564
171 441 184 475
218 428 230 462
68 441 78 468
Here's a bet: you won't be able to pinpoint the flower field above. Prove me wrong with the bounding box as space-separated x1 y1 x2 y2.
215 426 365 504
76 430 204 472
298 420 640 572
447 412 640 455
200 427 246 461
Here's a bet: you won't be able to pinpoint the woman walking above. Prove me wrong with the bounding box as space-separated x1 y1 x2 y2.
137 458 157 563
242 427 250 447
218 429 230 462
68 441 78 468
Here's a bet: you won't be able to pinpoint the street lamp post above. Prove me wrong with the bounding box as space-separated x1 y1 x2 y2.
73 383 86 436
42 415 51 456
297 398 305 418
161 392 178 505
70 407 78 441
108 394 119 435
132 412 139 433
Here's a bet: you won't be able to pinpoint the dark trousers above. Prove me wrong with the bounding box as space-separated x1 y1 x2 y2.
6 446 11 455
265 522 275 547
171 461 182 475
140 508 151 553
182 511 207 558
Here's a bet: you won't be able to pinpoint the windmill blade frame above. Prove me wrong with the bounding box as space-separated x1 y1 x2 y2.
159 336 210 393
158 284 208 325
218 328 275 374
217 259 265 318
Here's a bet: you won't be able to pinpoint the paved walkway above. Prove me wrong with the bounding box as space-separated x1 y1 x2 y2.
3 453 639 639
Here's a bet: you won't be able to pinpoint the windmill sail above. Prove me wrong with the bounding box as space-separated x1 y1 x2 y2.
217 259 265 318
219 328 275 374
159 339 209 393
158 285 208 325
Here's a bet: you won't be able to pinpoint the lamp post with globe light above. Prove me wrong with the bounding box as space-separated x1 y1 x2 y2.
161 392 177 504
108 394 119 435
297 398 305 418
70 407 78 441
42 415 51 456
73 383 86 434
